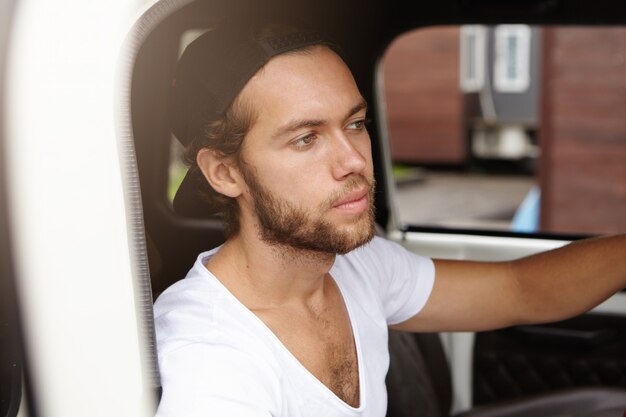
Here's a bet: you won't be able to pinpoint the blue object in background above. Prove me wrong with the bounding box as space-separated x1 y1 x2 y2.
511 185 540 233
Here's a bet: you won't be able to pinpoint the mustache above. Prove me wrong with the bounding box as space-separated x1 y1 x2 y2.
323 175 376 210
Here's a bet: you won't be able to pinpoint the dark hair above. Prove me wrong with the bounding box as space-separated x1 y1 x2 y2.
183 96 255 237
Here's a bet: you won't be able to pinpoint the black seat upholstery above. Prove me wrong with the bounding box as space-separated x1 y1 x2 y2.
387 331 451 417
386 330 626 417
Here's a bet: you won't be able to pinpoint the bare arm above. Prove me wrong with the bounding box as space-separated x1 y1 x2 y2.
392 234 626 333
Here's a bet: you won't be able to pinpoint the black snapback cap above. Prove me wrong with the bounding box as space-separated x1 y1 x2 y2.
170 20 340 218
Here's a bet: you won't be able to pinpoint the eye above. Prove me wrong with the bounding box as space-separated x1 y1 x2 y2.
347 118 368 131
292 133 317 149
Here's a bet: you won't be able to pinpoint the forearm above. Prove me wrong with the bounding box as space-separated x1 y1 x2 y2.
394 234 626 333
511 234 626 324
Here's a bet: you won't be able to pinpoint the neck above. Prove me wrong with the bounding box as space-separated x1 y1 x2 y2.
205 224 337 309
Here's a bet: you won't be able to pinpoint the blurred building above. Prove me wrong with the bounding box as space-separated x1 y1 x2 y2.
382 26 626 235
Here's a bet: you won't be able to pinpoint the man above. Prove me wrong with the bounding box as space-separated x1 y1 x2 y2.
154 21 626 417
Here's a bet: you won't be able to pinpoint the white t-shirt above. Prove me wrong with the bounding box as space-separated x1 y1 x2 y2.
154 236 435 417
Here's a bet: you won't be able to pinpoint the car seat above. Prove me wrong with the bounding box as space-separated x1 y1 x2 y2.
386 330 626 417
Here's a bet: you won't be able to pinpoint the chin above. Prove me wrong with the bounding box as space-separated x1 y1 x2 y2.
331 221 376 255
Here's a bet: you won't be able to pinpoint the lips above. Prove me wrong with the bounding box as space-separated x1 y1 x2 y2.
332 187 369 213
333 188 368 207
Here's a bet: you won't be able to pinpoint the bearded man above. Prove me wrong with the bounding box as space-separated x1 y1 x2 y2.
153 21 626 417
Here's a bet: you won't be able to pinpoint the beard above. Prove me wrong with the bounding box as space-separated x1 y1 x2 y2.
239 164 376 255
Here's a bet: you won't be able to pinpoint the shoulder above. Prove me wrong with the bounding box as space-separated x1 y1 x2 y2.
153 249 218 321
153 251 264 358
154 255 284 416
335 236 436 324
153 252 217 331
153 273 221 355
156 336 283 417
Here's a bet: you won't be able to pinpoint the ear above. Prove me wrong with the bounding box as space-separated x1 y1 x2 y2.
196 148 244 198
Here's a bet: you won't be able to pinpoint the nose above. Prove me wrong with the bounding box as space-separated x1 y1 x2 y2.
330 132 369 179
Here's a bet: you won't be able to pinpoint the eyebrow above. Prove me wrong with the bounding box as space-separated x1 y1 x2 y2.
271 99 368 139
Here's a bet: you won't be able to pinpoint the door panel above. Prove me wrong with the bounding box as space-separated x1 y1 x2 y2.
390 229 569 262
473 312 626 404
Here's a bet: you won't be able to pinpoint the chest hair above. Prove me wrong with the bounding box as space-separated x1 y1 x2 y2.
252 277 360 407
325 337 360 407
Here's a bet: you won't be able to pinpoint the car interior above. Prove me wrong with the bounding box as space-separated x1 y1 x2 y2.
127 0 626 416
0 1 23 416
2 0 626 416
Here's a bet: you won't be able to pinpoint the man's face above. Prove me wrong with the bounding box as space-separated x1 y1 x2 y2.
235 46 376 254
